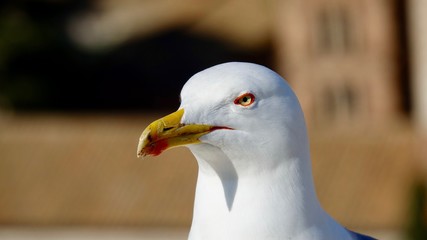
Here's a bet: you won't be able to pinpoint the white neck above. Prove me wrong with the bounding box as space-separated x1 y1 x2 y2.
187 145 352 240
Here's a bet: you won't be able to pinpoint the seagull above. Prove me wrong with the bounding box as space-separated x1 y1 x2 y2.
137 62 375 240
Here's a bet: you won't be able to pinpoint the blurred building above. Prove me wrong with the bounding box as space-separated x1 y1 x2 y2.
2 0 425 129
275 0 402 127
69 0 427 131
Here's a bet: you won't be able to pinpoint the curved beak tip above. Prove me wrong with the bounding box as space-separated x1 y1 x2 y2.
136 129 151 158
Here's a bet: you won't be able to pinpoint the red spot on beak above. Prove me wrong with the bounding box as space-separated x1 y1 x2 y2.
144 139 169 156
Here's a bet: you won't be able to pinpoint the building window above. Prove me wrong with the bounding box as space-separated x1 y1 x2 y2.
341 83 356 117
321 83 357 122
323 86 337 119
316 6 352 54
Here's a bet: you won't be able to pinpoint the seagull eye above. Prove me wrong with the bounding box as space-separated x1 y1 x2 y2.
234 93 255 107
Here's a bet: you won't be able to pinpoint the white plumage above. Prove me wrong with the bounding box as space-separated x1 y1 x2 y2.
138 62 375 240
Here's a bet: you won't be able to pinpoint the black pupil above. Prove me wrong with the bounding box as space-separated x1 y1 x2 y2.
242 97 249 103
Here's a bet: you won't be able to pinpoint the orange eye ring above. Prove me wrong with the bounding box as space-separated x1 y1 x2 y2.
234 93 255 107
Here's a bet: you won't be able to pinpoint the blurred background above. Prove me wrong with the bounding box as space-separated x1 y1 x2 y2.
0 0 426 239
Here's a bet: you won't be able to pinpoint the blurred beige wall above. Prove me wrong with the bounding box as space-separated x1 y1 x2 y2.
0 113 418 234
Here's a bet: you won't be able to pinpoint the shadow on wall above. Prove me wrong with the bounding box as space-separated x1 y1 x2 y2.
405 181 427 240
0 1 272 112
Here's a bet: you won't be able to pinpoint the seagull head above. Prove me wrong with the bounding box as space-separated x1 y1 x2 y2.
137 62 309 174
136 62 372 239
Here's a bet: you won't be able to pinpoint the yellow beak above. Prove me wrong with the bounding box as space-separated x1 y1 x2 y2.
137 109 230 158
